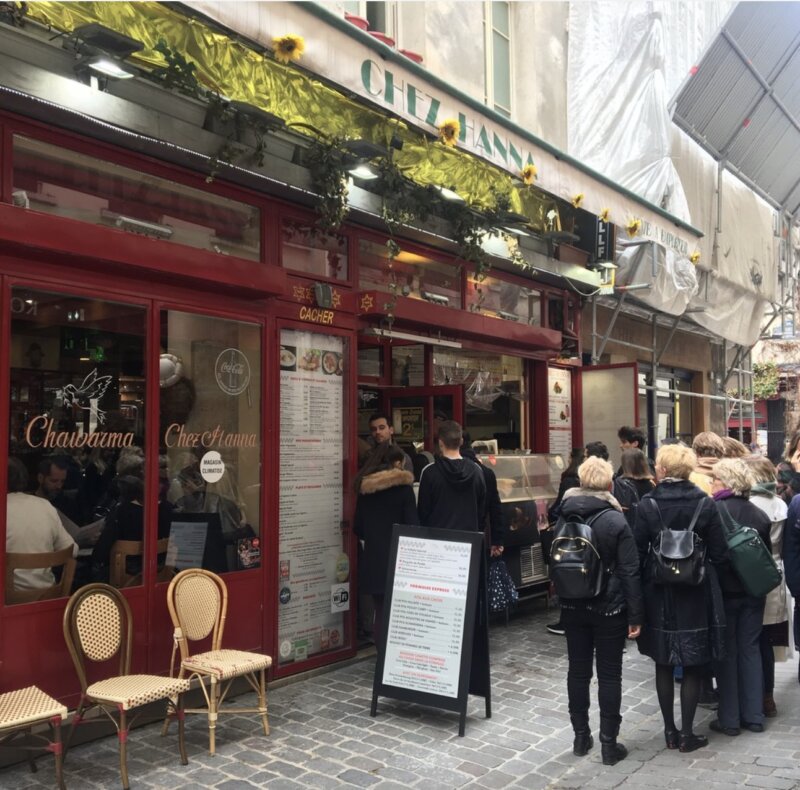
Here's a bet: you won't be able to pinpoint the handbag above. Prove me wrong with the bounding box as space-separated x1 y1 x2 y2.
717 502 782 598
649 499 706 586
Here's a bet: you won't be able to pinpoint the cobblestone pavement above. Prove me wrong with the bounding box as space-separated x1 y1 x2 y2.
6 602 800 789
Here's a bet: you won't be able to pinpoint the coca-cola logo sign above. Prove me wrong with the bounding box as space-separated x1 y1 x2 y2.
214 348 251 396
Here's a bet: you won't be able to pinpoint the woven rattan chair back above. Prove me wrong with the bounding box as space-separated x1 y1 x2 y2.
63 583 132 692
167 569 226 660
5 547 76 605
109 538 172 588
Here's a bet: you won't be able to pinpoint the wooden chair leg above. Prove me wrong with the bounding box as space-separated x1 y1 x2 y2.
258 669 269 736
118 709 129 790
208 677 217 755
176 694 188 766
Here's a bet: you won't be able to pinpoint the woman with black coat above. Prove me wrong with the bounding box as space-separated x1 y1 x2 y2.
709 458 772 736
354 443 418 651
634 444 728 753
559 456 643 766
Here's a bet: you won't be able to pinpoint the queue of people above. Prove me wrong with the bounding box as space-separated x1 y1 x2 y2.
549 428 800 764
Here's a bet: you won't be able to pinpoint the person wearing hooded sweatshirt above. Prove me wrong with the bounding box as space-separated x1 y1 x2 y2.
354 442 418 650
746 456 790 718
418 420 486 532
559 456 643 766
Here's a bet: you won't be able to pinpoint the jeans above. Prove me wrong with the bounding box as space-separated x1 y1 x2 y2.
563 608 628 723
714 596 766 728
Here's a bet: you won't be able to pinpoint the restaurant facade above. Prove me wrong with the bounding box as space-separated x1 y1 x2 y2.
0 0 753 706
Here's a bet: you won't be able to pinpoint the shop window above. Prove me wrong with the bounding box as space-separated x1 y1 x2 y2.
160 312 262 575
6 289 147 603
278 328 350 664
466 275 541 324
11 136 261 261
358 240 462 309
281 219 348 281
391 344 425 386
432 349 524 450
357 345 383 379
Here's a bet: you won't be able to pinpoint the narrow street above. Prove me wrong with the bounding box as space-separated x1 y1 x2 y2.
6 602 800 789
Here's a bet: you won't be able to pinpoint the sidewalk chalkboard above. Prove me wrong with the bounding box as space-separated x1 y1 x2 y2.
370 524 491 736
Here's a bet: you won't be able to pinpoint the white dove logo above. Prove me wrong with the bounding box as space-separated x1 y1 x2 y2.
57 369 113 425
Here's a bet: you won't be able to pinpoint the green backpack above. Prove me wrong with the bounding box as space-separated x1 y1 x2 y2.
718 502 781 598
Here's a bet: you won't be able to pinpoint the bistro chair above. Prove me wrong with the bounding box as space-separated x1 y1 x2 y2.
109 538 173 588
63 584 190 790
0 685 68 790
5 547 76 604
163 568 271 754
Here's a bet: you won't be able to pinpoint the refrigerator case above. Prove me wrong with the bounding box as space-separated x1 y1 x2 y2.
479 453 564 591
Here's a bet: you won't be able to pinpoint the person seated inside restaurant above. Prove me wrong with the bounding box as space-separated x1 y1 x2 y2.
7 457 76 592
35 455 103 548
91 473 173 584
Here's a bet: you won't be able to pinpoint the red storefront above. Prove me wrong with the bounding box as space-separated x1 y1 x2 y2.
0 110 582 704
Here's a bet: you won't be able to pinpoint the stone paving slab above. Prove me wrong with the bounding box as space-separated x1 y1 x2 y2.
5 601 800 789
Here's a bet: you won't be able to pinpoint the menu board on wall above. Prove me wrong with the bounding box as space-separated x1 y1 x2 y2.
548 367 573 460
278 329 348 665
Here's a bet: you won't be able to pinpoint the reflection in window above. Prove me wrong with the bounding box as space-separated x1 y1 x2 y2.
160 312 261 575
12 136 261 261
281 219 348 281
391 344 425 386
358 240 461 308
6 289 147 602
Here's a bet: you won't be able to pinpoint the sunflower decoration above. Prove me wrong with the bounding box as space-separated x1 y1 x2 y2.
521 164 538 185
572 193 584 209
625 217 642 238
273 34 305 64
690 250 701 264
439 118 460 147
599 208 611 223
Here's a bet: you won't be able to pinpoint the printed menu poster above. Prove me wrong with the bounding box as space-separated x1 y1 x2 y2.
548 367 573 460
278 329 347 664
382 535 472 698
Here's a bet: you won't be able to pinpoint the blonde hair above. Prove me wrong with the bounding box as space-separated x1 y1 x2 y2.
721 436 750 458
656 444 697 480
692 431 724 459
578 456 614 491
745 456 777 485
714 457 755 496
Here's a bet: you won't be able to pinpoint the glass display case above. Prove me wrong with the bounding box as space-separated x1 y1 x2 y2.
479 453 564 592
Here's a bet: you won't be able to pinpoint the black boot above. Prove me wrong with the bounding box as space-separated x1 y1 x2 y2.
570 714 593 756
599 716 627 766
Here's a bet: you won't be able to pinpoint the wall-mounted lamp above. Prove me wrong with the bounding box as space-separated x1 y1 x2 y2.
71 23 143 87
590 261 617 294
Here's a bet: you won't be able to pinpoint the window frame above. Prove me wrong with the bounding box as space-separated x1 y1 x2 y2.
484 0 513 119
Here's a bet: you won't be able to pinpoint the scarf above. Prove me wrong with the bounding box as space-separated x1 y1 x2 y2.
712 488 735 501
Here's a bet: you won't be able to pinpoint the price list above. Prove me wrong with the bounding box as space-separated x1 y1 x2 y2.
278 329 347 663
382 536 473 698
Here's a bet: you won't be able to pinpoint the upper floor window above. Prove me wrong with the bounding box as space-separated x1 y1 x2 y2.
344 1 397 38
11 136 261 261
485 1 512 118
281 219 348 281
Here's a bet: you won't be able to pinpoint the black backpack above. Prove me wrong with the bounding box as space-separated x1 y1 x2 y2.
550 510 608 600
648 499 706 586
613 477 641 528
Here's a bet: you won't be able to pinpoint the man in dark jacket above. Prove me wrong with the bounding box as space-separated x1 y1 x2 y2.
418 421 486 532
558 456 643 765
783 492 800 682
461 446 504 556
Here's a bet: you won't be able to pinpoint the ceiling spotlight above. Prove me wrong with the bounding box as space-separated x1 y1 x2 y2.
81 54 137 80
434 185 465 203
421 291 450 306
347 163 379 181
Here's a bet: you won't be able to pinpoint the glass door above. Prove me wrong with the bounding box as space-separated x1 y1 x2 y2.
383 385 464 453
